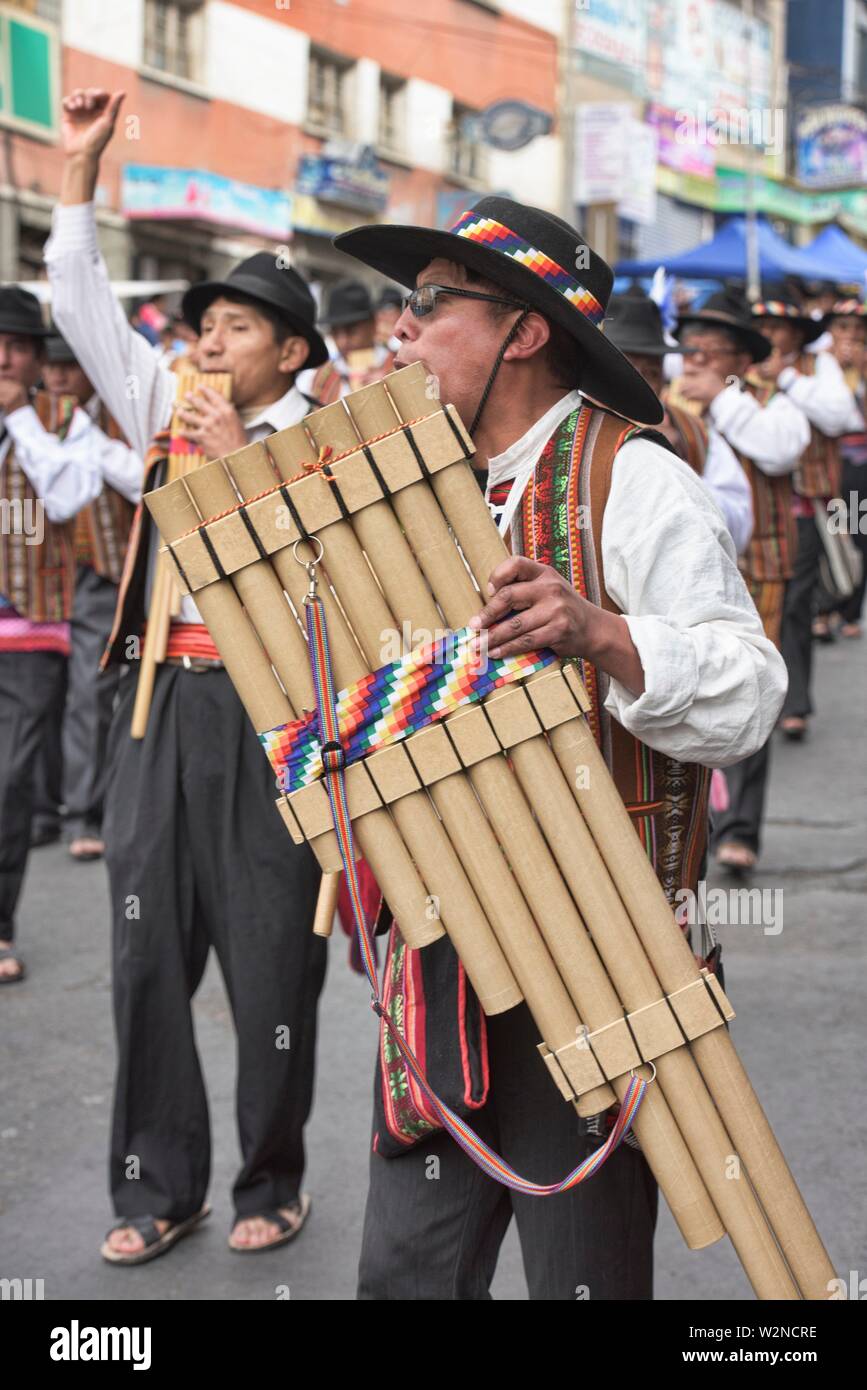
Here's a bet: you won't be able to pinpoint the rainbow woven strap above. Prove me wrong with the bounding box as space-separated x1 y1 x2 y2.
301 590 648 1197
261 624 556 792
449 210 605 326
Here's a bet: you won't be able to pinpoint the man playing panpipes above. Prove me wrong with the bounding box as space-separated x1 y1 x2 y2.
46 89 329 1263
335 198 788 1300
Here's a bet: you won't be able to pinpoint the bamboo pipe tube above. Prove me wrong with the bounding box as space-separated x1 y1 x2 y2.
549 715 836 1300
146 479 440 954
218 447 522 999
313 870 340 938
130 553 173 738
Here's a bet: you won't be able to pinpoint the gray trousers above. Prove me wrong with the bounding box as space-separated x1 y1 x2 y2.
357 1002 658 1300
62 566 123 837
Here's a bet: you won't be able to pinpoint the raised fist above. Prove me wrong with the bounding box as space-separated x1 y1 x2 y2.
61 89 125 160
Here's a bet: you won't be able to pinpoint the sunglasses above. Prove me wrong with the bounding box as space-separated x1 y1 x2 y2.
401 284 527 318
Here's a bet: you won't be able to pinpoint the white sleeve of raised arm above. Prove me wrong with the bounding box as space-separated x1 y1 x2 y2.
709 382 810 473
3 404 103 522
599 439 787 768
777 352 858 436
700 427 754 554
43 201 175 458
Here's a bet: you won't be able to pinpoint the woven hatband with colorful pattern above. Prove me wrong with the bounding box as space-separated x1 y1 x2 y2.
261 624 556 792
449 211 605 326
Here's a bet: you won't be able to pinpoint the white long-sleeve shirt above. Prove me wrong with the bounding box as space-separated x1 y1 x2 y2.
777 351 858 437
0 402 130 523
709 382 811 475
701 425 753 555
44 199 310 622
486 394 787 768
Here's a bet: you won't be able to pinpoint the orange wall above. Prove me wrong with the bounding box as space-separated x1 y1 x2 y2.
230 0 557 110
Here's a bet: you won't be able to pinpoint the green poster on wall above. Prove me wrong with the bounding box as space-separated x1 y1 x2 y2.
0 8 58 135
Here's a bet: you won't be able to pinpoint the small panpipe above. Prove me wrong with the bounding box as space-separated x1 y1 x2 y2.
131 369 232 739
145 363 834 1300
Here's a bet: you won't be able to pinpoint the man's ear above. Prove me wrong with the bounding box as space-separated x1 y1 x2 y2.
502 311 551 363
278 335 311 376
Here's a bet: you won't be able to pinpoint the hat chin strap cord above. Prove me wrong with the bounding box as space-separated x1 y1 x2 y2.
469 308 530 437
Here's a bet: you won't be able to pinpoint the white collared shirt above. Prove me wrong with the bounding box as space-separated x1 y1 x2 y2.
484 394 787 768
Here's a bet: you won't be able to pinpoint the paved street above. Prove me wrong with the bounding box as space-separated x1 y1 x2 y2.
2 633 865 1302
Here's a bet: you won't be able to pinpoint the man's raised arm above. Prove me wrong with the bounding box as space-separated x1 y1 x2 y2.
44 89 176 459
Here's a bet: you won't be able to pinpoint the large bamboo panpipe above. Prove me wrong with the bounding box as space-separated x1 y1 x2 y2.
130 369 232 739
145 364 834 1300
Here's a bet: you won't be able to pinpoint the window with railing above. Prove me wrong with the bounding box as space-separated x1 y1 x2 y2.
143 0 204 85
308 47 353 135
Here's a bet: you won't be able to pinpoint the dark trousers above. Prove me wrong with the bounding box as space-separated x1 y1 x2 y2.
781 514 821 719
710 740 771 856
357 1003 658 1300
103 664 326 1224
62 566 122 837
0 650 68 940
31 658 67 839
838 459 867 624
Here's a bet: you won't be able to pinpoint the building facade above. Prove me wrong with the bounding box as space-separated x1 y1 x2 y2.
0 0 563 300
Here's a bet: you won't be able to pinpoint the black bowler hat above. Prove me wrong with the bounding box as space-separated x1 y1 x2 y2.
44 330 78 364
605 289 670 357
751 296 825 345
676 288 772 364
821 297 867 329
326 278 375 328
182 252 328 367
376 284 404 312
334 196 663 425
0 286 49 339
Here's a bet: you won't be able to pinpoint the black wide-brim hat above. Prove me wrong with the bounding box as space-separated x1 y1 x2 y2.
326 278 375 328
44 330 77 363
605 289 670 357
0 286 49 339
334 196 663 425
751 297 825 345
821 298 867 330
182 252 328 367
676 289 772 364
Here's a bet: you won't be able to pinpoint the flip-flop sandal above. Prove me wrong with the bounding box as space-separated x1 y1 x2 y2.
0 947 26 985
228 1193 312 1254
715 843 757 873
100 1205 210 1266
69 838 105 862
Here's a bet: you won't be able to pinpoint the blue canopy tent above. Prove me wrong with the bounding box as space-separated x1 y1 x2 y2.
616 216 840 283
802 225 867 286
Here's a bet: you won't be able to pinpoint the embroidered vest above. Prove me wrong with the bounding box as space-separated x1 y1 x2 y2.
733 377 798 584
309 350 396 407
73 404 135 584
517 403 711 909
665 400 709 475
0 393 77 623
792 353 842 499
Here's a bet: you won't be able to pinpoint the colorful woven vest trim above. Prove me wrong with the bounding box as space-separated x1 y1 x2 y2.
0 393 77 623
793 353 842 500
518 401 711 908
665 401 709 475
